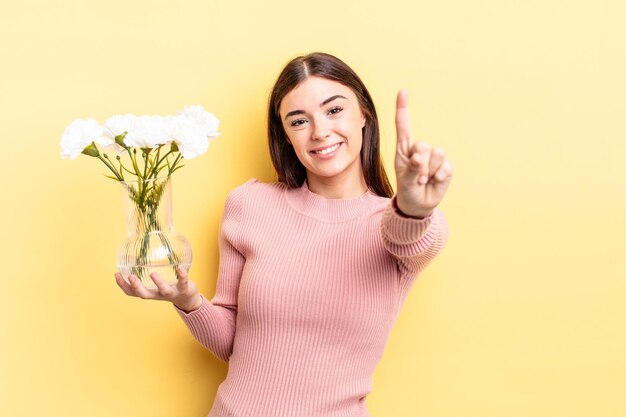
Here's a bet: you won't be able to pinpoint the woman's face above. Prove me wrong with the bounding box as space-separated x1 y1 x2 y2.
279 76 366 185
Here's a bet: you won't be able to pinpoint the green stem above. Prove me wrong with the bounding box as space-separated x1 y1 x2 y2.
115 158 125 181
138 149 152 205
155 149 174 174
128 150 144 204
169 154 182 175
151 146 162 180
97 155 123 181
129 150 142 180
142 149 149 179
120 164 136 175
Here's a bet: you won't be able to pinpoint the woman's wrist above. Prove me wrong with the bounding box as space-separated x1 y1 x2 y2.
175 294 203 313
393 197 433 220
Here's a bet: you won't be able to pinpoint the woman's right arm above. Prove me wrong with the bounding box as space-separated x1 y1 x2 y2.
114 183 247 363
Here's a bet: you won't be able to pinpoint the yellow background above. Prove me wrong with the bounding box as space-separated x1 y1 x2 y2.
1 0 625 416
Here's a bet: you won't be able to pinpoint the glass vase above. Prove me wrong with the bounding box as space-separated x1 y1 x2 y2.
116 176 192 289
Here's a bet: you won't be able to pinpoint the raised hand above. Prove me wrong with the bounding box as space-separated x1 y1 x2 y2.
115 267 203 313
394 89 454 218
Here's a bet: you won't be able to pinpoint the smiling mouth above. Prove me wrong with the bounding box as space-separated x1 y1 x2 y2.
311 143 342 155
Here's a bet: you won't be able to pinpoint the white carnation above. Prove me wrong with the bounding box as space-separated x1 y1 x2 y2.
179 105 220 139
103 114 136 155
62 105 219 163
60 118 111 160
104 114 137 138
170 114 209 159
129 115 173 148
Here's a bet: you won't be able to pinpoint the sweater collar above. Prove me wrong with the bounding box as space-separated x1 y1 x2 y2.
284 180 386 222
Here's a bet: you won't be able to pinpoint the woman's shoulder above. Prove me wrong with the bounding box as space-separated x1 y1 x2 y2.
234 177 286 191
227 177 287 200
222 178 287 225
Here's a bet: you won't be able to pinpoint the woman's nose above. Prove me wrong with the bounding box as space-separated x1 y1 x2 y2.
311 118 330 140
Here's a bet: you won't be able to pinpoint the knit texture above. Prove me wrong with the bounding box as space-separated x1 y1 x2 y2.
175 178 449 417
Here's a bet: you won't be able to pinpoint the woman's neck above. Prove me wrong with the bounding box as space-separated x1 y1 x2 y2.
305 173 368 199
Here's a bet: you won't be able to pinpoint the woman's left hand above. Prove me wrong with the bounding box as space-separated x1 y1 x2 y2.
394 89 454 219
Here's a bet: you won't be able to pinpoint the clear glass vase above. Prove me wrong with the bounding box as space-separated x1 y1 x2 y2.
116 176 192 289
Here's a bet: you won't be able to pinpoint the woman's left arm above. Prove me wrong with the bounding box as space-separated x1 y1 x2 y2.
382 89 454 280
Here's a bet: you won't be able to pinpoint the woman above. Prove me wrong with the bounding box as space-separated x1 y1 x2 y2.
115 52 454 417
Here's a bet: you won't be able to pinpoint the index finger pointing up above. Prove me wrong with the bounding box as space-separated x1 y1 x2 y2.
395 89 411 150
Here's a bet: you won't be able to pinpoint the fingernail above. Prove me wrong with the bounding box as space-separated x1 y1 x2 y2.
419 175 428 184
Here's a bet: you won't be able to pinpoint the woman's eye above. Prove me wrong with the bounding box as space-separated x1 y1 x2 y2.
290 119 306 127
328 106 343 116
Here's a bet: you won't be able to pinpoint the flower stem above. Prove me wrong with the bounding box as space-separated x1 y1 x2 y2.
155 149 174 173
169 154 182 175
142 148 149 179
152 146 162 179
138 149 152 204
128 149 144 202
97 154 123 181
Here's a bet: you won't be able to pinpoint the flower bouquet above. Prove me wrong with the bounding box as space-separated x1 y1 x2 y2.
60 106 219 288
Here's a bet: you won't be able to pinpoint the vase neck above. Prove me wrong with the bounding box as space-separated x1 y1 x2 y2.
120 177 174 235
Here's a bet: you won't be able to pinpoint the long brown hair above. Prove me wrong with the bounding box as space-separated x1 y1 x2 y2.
268 52 394 198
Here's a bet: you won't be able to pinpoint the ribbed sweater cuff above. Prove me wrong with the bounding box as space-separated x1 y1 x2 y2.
382 196 436 244
174 294 211 322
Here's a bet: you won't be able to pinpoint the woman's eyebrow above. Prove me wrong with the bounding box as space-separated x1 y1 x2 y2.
321 94 347 106
284 95 348 120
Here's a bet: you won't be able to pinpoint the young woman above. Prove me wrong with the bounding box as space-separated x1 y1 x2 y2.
115 52 454 417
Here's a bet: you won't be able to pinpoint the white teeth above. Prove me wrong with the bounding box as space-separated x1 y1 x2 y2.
314 143 340 155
